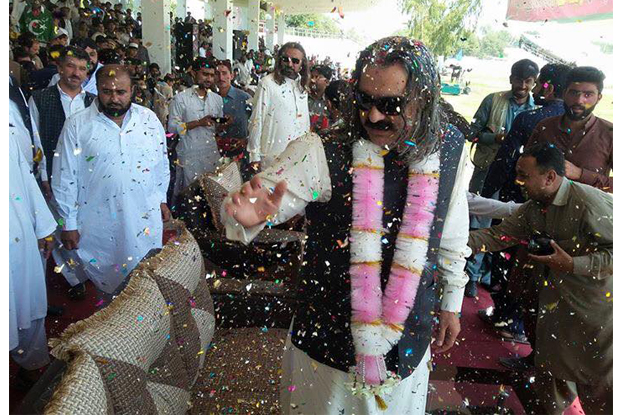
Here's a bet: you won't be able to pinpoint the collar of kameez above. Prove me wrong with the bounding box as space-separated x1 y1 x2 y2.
551 178 571 206
557 113 596 134
57 82 85 98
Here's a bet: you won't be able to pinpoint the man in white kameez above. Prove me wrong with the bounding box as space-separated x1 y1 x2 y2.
168 57 223 198
9 118 57 386
223 38 470 414
52 65 171 300
247 42 310 172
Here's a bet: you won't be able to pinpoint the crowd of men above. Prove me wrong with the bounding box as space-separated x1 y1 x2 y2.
9 1 612 414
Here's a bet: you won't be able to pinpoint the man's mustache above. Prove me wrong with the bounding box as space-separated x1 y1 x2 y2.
365 120 393 131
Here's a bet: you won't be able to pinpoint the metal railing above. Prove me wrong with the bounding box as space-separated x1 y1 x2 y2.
285 27 345 40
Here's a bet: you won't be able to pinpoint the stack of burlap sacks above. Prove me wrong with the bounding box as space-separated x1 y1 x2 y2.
44 220 215 414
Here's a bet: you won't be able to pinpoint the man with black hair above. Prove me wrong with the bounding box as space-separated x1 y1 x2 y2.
308 64 333 132
247 42 310 171
30 46 95 182
215 59 252 158
17 32 44 70
48 38 101 95
52 65 170 301
474 63 573 369
464 58 538 296
168 57 224 198
469 143 612 415
29 46 97 300
28 43 65 90
527 66 612 193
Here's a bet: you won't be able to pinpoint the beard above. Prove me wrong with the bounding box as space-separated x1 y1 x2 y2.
281 66 297 79
99 99 131 117
564 101 596 121
512 88 529 100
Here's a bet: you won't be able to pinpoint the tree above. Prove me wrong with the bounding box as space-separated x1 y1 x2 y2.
401 0 482 57
285 13 341 34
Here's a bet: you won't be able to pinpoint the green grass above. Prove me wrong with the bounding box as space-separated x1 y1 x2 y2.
442 69 613 123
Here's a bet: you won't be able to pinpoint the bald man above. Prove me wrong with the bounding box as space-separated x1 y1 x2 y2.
52 65 171 298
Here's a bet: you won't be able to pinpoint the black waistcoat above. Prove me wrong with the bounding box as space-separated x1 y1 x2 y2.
30 86 96 175
291 127 465 378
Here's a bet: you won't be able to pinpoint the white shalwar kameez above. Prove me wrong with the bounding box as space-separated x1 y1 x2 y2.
222 133 472 414
247 74 310 170
168 86 224 196
52 104 170 294
9 129 57 370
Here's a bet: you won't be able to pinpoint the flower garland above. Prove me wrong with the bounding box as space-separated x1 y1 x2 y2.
348 138 440 406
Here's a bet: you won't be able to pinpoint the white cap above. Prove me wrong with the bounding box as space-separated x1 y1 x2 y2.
53 27 69 39
128 42 139 48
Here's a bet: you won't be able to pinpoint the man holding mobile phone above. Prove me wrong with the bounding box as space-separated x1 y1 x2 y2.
168 57 224 198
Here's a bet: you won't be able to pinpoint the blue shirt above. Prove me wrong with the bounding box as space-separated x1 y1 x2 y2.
482 100 565 202
219 85 252 139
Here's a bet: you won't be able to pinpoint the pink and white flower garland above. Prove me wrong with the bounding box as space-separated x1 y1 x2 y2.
349 139 440 397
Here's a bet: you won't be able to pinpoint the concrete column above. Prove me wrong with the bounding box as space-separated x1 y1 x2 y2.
247 0 260 52
204 0 213 21
265 5 275 51
213 0 233 60
176 0 186 18
141 0 172 74
277 12 286 45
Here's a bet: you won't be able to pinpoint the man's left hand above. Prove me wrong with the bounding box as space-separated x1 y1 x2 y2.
527 240 574 274
564 160 582 180
160 203 171 222
38 234 55 259
432 310 461 354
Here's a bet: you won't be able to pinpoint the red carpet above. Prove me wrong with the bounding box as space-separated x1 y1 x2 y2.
9 264 586 414
429 285 584 414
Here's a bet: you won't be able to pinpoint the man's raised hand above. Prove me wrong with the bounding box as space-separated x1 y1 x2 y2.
225 176 288 228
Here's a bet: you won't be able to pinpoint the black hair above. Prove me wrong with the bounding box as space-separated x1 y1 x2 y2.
324 79 350 108
98 49 122 64
311 65 333 81
17 32 38 48
12 46 31 61
148 63 160 71
59 45 90 64
564 66 605 94
48 44 66 61
538 63 572 98
217 59 232 73
191 57 214 71
510 58 539 80
521 143 565 176
75 38 98 51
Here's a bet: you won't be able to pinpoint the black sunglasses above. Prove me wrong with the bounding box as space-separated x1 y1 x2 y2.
280 56 301 65
354 89 405 116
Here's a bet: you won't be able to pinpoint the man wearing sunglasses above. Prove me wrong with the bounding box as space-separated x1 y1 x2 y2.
247 42 310 172
222 37 471 414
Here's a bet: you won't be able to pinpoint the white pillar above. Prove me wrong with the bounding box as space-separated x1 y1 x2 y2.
277 12 286 45
265 5 275 51
247 0 260 52
141 0 172 74
176 0 186 18
204 1 213 21
213 0 233 60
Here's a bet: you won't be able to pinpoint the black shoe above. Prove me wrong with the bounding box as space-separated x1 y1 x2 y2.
47 305 64 316
499 355 534 371
464 280 478 298
478 307 495 326
498 328 530 344
68 283 86 301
